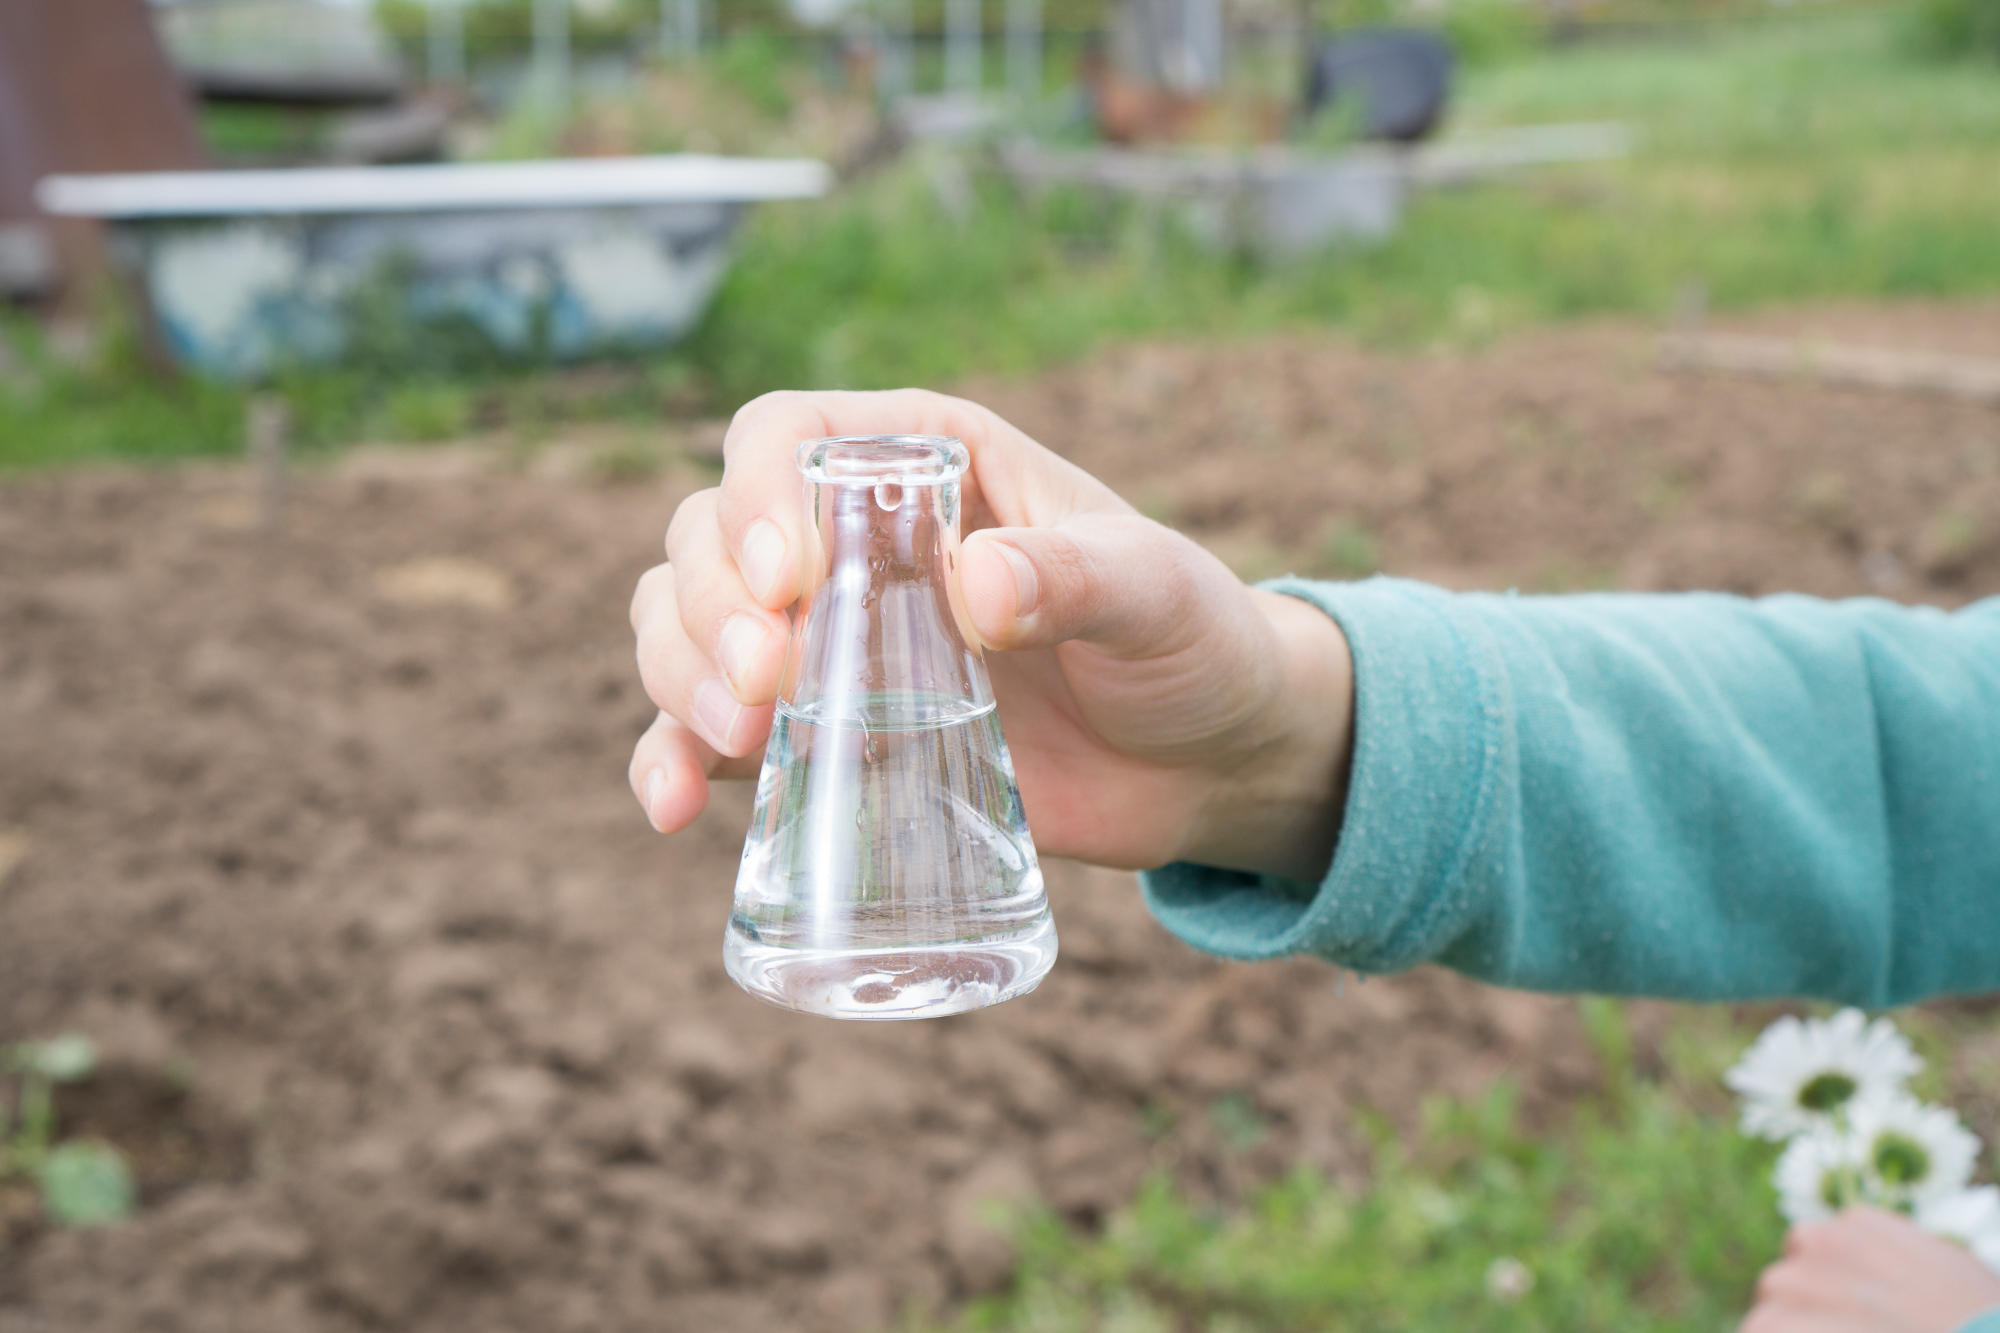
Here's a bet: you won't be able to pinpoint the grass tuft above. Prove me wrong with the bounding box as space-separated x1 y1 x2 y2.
932 1006 1787 1333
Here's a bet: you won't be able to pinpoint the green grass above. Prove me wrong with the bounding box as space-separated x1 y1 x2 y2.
0 321 250 470
925 1002 1789 1333
5 10 1999 470
692 11 2000 405
0 296 683 470
1904 0 2000 59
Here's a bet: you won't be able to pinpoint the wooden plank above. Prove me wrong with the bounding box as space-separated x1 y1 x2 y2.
0 0 203 297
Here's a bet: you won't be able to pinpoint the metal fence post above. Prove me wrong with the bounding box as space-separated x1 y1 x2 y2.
1005 0 1039 106
531 0 570 116
664 0 700 59
878 0 912 103
247 395 289 538
946 0 980 98
426 0 465 86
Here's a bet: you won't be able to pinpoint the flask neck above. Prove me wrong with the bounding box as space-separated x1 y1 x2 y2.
778 474 991 731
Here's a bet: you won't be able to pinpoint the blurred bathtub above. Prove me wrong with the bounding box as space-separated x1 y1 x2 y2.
37 155 833 379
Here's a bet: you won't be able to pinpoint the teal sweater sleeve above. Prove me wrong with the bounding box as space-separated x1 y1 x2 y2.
1957 1312 2000 1333
1140 578 2000 1006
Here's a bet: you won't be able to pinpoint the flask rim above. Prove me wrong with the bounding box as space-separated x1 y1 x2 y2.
797 435 969 485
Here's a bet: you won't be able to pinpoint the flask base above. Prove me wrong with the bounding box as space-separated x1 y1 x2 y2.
722 917 1057 1020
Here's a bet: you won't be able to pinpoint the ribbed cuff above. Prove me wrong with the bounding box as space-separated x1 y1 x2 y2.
1139 576 1510 974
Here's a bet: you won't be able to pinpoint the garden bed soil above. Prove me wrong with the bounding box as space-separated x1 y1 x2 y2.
4 298 2000 1332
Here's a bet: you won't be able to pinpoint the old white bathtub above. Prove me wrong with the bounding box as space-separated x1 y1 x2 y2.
38 155 833 379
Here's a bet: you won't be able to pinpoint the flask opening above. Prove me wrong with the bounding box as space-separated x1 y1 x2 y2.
798 435 969 485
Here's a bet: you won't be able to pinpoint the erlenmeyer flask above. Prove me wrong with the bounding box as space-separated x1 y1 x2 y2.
725 435 1057 1020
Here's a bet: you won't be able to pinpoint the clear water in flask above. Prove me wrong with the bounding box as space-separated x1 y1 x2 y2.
727 701 1054 1018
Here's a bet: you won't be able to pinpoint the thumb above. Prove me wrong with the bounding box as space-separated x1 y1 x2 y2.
960 515 1227 659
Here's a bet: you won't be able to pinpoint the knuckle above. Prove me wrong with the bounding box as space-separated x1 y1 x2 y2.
663 489 719 559
1818 1219 1869 1260
1845 1204 1902 1236
628 717 665 778
1786 1221 1835 1257
1112 519 1208 637
632 577 680 654
677 580 731 647
633 623 687 707
1152 526 1209 609
740 389 808 415
724 392 809 453
1039 530 1095 605
1033 535 1106 635
629 562 671 632
1756 1259 1802 1302
910 387 956 417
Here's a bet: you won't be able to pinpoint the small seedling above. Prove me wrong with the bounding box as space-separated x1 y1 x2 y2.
1208 1092 1267 1154
1316 522 1380 581
1925 510 1979 573
0 1035 136 1229
1639 471 1691 520
586 435 667 482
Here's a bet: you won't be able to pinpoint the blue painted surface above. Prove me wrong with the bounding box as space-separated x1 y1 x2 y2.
115 202 744 379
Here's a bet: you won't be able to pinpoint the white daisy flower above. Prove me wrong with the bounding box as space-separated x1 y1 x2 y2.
1725 1009 1921 1141
1916 1186 2000 1276
1484 1256 1534 1302
1774 1124 1872 1224
1849 1094 1981 1209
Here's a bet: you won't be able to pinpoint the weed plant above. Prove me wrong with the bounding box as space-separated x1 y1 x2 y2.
1904 0 2000 58
929 1002 1788 1333
0 1037 135 1232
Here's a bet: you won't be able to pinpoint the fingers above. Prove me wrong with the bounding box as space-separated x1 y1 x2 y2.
633 388 1157 839
959 513 1241 660
716 390 995 608
1737 1304 1854 1333
628 711 761 834
713 389 1125 610
1743 1255 1870 1333
662 493 790 705
632 559 777 758
1754 1255 1841 1314
1744 1209 2000 1333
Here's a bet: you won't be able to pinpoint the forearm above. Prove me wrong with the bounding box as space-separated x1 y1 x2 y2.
1143 578 2000 1006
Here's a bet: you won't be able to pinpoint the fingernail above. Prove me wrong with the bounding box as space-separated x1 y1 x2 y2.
716 614 772 694
693 676 744 751
740 519 787 603
993 541 1040 619
643 767 668 832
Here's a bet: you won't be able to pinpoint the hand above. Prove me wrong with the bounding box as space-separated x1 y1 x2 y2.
628 389 1356 879
1743 1206 2000 1333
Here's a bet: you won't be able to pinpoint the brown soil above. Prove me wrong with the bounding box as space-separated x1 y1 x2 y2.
3 299 2000 1332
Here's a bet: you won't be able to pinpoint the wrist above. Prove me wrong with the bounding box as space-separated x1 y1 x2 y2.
1176 588 1354 882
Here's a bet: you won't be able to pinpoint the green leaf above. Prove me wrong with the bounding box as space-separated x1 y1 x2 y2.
36 1141 136 1228
12 1034 97 1084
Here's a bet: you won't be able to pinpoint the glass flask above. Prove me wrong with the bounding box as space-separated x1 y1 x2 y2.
725 435 1057 1020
